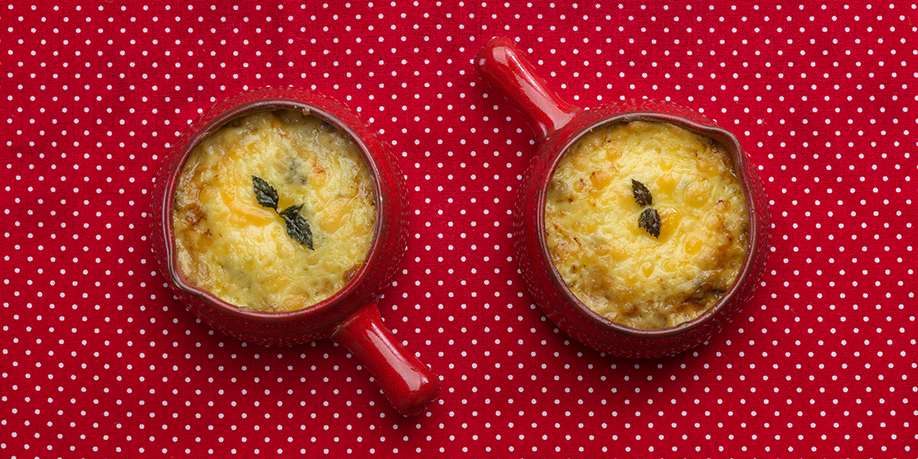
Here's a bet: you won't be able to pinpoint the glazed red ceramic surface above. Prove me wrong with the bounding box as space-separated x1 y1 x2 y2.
478 37 770 358
152 87 437 416
1 2 914 458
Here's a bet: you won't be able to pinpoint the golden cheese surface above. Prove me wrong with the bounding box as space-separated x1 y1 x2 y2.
172 110 377 312
545 121 749 330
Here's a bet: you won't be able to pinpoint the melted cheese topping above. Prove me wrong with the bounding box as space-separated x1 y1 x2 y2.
545 121 748 330
172 110 377 312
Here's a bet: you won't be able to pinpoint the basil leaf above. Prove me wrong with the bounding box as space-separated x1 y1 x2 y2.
638 208 661 238
279 204 314 250
250 176 314 249
631 179 653 207
252 175 279 210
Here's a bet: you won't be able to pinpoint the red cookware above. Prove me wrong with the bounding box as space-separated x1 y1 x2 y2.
151 87 438 415
477 37 769 358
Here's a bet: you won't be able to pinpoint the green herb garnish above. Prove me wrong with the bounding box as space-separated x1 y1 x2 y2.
631 179 653 207
279 204 314 250
631 178 661 237
252 175 279 210
638 207 661 238
252 175 314 250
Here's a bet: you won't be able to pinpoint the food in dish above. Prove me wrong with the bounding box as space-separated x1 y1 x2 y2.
172 110 377 312
544 120 749 330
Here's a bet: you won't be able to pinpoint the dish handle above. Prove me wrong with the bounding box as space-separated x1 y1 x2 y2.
333 303 439 416
477 36 579 140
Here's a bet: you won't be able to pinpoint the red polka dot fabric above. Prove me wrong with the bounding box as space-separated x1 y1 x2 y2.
2 2 915 457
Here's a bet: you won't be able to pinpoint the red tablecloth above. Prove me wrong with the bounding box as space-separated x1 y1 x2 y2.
2 1 915 457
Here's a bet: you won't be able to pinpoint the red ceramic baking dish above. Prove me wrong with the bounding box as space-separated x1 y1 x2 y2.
151 87 438 415
478 37 769 358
